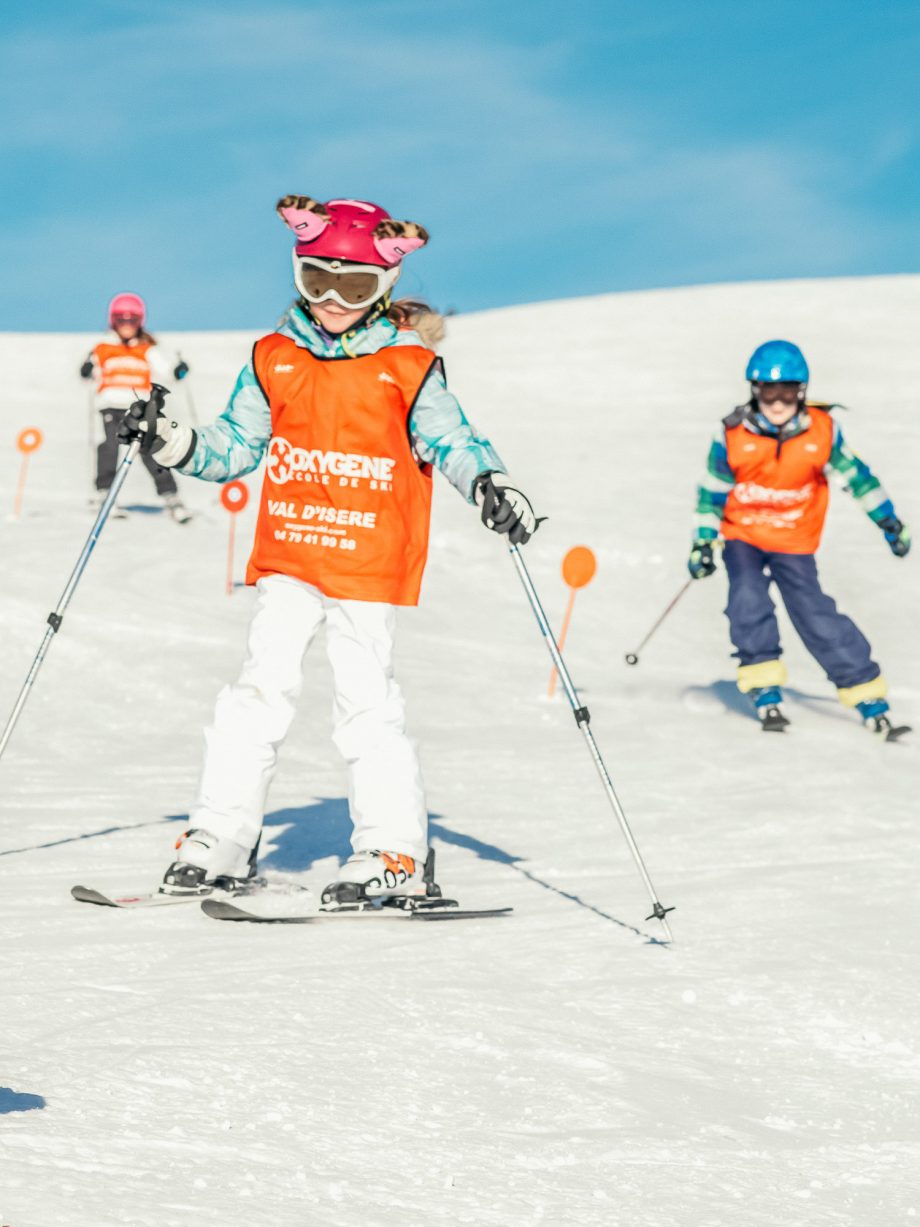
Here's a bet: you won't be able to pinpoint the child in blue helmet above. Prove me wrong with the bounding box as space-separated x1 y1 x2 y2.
689 339 911 738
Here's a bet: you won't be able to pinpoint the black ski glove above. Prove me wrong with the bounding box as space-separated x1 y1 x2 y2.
80 360 94 379
878 516 911 558
475 473 540 546
117 385 195 467
688 540 716 579
173 360 190 381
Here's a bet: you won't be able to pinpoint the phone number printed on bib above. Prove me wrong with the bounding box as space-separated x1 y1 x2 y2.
267 499 376 553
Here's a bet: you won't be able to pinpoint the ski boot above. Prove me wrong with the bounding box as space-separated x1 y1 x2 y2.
163 493 192 524
321 849 444 911
160 829 258 896
857 699 911 743
752 686 790 732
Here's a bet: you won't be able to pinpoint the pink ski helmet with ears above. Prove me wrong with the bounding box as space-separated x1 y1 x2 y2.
276 195 429 268
108 292 146 325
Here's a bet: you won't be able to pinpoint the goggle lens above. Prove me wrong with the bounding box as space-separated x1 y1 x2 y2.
298 262 383 307
756 382 801 405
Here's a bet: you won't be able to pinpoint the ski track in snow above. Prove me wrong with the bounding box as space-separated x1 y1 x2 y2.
1 278 919 1226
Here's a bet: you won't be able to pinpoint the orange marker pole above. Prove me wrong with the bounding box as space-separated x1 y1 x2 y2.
548 589 577 698
220 480 249 595
226 516 236 596
548 546 597 697
12 428 44 520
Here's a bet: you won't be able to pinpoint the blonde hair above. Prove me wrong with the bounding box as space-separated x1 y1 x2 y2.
387 298 446 349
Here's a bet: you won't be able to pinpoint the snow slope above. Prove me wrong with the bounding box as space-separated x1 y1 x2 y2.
1 276 918 1227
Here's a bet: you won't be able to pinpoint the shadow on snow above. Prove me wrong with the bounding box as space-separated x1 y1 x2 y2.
0 814 186 859
0 1088 46 1114
0 799 659 942
684 678 849 724
261 799 655 942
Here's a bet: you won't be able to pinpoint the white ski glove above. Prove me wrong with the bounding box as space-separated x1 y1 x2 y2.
118 387 195 468
475 472 540 545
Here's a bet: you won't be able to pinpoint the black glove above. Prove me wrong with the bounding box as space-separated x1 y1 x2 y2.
117 385 194 467
475 473 539 546
688 540 716 579
878 515 911 558
173 360 189 381
80 360 94 379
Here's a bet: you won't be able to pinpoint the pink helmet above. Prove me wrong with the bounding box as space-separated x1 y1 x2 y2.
108 292 146 325
276 195 429 268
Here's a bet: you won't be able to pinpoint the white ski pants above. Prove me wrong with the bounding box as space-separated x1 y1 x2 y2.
189 574 428 859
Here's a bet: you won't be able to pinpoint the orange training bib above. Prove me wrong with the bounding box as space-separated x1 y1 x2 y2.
246 335 439 605
721 408 835 554
93 340 153 395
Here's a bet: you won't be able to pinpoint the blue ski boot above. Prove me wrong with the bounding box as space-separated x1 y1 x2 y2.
856 698 911 743
752 686 790 732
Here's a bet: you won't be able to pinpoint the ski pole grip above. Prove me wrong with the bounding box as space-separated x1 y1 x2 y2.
138 384 169 454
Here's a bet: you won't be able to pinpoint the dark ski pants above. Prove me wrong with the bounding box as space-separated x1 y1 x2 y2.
96 409 177 497
722 540 879 690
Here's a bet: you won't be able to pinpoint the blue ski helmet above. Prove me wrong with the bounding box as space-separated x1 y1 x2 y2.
745 340 809 384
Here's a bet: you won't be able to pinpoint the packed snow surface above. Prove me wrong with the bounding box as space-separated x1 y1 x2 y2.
1 276 919 1226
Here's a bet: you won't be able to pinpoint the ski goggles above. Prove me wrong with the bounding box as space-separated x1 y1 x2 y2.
753 381 803 405
292 253 399 311
112 314 142 325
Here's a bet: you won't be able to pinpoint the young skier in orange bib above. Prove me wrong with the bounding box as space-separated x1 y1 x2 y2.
119 195 540 901
689 340 911 738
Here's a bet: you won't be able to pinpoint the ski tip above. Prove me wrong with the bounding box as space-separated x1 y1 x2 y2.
71 885 115 906
884 724 912 743
200 898 253 921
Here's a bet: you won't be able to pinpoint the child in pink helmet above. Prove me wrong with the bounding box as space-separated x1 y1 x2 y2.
115 195 539 905
80 293 192 522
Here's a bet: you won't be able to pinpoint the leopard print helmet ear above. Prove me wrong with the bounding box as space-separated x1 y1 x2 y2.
372 218 429 265
276 195 331 246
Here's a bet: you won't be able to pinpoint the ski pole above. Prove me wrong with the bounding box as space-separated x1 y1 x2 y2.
624 578 693 666
177 357 199 427
507 542 674 940
0 386 167 766
87 382 97 495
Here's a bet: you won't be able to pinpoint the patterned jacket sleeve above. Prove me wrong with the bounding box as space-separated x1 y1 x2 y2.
693 427 735 541
176 359 271 481
825 419 896 524
408 365 506 503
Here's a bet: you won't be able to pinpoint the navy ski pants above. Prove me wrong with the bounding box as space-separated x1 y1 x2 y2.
722 540 879 689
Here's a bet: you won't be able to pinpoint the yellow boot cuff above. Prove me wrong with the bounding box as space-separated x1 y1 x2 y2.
837 676 888 707
737 660 788 694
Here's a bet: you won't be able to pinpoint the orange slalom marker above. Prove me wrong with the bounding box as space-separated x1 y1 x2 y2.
12 427 44 520
549 546 597 697
220 480 249 595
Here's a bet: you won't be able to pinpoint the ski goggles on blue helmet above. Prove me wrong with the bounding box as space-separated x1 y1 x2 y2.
755 382 803 405
292 254 400 311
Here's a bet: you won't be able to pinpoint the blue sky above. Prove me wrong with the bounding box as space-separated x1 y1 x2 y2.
2 0 918 330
